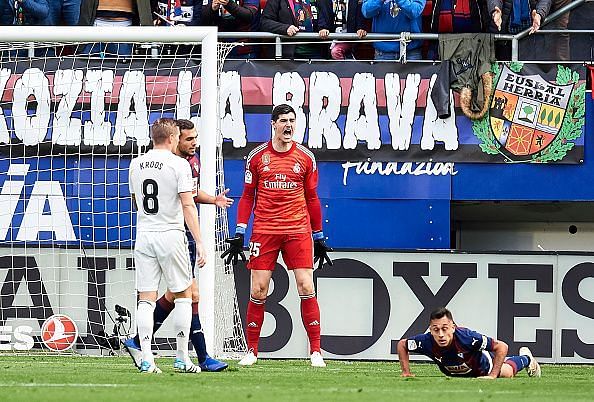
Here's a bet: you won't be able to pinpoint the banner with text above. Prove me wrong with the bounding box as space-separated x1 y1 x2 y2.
1 247 592 363
0 58 585 163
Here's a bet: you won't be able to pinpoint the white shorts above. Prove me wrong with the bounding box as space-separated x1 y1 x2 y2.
134 230 192 293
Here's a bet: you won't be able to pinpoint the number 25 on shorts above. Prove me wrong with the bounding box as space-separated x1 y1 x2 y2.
249 242 261 257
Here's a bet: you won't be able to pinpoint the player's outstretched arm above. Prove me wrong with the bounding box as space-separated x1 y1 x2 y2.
479 339 508 379
195 188 234 208
397 339 415 377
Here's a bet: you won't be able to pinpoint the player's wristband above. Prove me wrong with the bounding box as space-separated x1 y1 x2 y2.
235 225 246 235
312 231 324 241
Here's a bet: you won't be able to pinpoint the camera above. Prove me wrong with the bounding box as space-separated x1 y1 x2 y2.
95 304 132 353
115 304 131 318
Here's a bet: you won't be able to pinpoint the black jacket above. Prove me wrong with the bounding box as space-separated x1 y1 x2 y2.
487 0 552 32
261 0 333 58
79 0 153 26
345 0 370 33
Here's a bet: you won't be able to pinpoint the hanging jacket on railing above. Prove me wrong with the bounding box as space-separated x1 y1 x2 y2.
431 33 495 120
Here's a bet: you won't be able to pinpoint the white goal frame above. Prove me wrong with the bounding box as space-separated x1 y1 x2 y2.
0 26 221 355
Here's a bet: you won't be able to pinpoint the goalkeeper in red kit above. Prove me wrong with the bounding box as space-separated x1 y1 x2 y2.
221 104 333 367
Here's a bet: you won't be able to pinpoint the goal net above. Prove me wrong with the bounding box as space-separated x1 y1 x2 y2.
0 26 247 359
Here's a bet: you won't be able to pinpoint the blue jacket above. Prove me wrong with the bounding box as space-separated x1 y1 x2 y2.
362 0 425 52
0 0 51 25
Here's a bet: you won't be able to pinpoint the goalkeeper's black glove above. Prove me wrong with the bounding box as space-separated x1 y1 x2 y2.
313 231 333 270
221 230 247 266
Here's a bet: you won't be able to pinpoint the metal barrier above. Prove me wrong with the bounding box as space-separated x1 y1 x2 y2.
216 0 588 62
1 0 589 62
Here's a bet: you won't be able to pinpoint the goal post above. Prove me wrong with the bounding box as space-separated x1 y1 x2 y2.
0 26 246 358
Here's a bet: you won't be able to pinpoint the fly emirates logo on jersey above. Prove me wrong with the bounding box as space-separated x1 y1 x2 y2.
263 173 298 190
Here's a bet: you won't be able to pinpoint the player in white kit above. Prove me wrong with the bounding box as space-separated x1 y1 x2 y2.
128 118 206 373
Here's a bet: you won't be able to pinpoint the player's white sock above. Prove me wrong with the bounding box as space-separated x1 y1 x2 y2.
137 299 156 365
173 298 192 363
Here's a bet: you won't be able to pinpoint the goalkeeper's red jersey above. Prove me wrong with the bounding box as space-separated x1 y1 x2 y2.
240 141 318 234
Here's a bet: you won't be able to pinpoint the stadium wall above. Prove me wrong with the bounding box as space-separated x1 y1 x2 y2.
1 246 592 363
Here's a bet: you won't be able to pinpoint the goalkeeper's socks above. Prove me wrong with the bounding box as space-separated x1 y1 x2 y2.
134 295 174 346
190 302 208 363
173 298 192 363
246 296 266 355
300 293 321 354
505 355 531 375
137 299 156 364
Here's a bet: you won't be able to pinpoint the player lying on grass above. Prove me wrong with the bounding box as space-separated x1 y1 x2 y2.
397 307 541 379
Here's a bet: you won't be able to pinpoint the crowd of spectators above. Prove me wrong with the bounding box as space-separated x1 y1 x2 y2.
0 0 579 60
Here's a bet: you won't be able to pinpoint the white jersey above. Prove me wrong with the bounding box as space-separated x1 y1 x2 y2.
129 149 193 232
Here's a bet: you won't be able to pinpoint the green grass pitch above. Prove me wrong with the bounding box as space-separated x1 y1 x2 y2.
0 356 593 402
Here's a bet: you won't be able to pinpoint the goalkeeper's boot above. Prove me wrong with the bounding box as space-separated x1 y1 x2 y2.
122 337 142 370
238 350 257 366
174 358 201 373
310 351 326 368
519 347 541 377
139 360 162 374
199 355 228 372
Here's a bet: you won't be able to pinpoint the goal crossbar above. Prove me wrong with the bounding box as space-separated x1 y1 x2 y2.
0 26 218 44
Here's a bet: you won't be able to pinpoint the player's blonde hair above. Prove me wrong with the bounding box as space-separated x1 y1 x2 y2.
151 118 178 145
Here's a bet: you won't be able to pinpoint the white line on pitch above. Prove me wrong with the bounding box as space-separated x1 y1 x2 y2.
0 383 137 388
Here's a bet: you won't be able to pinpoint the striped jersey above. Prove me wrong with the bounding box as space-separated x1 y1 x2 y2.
187 153 201 204
243 141 318 234
406 327 495 377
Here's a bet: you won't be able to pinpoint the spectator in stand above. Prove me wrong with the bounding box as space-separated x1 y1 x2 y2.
79 0 154 57
0 0 82 26
260 0 334 59
57 0 81 24
362 0 427 61
152 0 203 56
152 0 202 25
330 0 373 60
423 0 488 59
429 0 486 33
488 0 552 59
0 0 50 26
545 0 571 60
202 0 261 59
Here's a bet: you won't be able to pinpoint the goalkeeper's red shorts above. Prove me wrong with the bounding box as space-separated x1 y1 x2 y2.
246 232 313 271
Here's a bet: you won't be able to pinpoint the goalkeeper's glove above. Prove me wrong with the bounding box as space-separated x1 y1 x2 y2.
313 231 333 270
220 226 247 266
